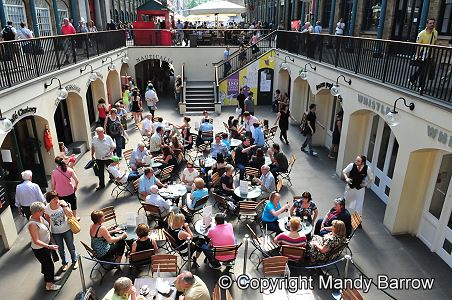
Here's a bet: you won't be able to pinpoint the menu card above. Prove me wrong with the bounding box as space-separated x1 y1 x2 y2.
239 180 249 194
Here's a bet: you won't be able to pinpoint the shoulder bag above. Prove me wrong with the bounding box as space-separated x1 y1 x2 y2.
61 202 80 234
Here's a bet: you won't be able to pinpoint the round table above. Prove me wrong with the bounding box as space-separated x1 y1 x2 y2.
194 218 229 235
143 156 163 168
159 184 188 201
230 138 242 148
277 217 313 236
234 185 262 200
194 157 216 168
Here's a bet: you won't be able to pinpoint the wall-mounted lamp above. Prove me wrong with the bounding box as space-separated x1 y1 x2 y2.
280 56 295 70
102 56 117 71
117 51 129 64
299 63 316 80
0 109 13 134
331 75 352 97
385 97 415 127
80 64 98 82
44 77 68 100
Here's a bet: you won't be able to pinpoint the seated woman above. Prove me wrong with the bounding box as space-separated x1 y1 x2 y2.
219 164 236 198
229 119 243 139
90 210 127 263
210 153 227 177
170 136 184 155
250 148 265 169
181 161 199 190
290 191 318 226
307 220 347 263
102 277 136 300
187 178 208 210
58 142 76 168
175 116 191 131
130 224 158 264
274 217 307 262
155 145 177 167
167 213 203 265
261 192 291 235
181 127 193 150
227 116 235 128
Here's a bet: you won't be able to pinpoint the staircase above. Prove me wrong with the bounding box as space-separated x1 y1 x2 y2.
184 81 215 114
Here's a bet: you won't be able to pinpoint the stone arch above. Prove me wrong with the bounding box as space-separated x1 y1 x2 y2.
277 68 290 96
106 69 122 105
87 78 106 125
291 76 309 122
64 92 89 144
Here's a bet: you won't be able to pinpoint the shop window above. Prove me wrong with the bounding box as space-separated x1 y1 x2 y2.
387 139 399 179
374 176 380 186
35 0 52 36
361 0 381 31
443 239 452 255
384 186 390 196
439 0 452 35
329 96 342 132
377 123 391 170
3 0 26 28
366 115 379 163
429 154 452 219
57 0 69 25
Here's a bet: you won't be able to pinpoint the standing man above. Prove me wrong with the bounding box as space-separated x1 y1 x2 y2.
91 127 116 190
342 155 373 215
223 46 231 77
15 170 46 220
244 91 255 115
1 21 21 68
409 18 438 93
176 20 184 45
301 104 319 156
61 18 76 64
144 85 159 118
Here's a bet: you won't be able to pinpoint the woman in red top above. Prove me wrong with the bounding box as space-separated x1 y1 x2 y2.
97 98 108 127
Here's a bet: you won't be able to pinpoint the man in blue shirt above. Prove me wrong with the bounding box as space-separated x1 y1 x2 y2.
252 123 265 148
211 134 228 159
139 168 166 199
199 118 214 143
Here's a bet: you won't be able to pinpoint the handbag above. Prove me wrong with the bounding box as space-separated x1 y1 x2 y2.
235 107 242 115
67 216 81 234
84 159 95 169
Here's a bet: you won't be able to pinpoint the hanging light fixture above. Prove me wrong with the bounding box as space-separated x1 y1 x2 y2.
299 62 316 80
117 51 129 64
0 109 13 134
103 56 116 71
385 97 415 127
280 56 294 70
80 64 98 82
331 75 352 97
44 77 68 100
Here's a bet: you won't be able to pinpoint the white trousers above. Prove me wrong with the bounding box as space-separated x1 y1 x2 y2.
344 185 366 215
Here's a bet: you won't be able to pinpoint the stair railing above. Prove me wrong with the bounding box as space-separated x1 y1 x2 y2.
181 63 186 104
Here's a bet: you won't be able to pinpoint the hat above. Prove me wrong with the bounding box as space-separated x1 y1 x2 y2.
334 197 345 206
111 156 120 162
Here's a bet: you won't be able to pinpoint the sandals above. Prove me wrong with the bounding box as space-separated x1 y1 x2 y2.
46 284 61 291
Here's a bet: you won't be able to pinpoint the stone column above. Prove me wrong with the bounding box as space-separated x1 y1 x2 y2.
348 0 357 36
29 0 40 37
94 0 102 29
52 0 61 34
328 0 336 34
418 0 430 33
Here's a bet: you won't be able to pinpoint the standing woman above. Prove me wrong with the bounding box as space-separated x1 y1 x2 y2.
130 90 142 125
328 110 343 159
44 191 78 271
274 104 297 145
51 157 79 220
97 98 109 127
342 155 373 215
104 108 125 158
28 201 61 291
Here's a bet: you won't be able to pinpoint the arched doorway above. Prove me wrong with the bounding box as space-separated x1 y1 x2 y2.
277 68 290 97
106 70 122 105
291 77 309 122
65 92 89 144
135 59 174 97
311 89 340 148
57 0 69 23
86 79 106 126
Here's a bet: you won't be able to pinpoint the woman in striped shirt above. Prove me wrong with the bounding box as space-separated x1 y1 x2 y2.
274 217 307 261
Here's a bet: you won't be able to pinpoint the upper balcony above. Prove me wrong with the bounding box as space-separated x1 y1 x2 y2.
0 29 451 109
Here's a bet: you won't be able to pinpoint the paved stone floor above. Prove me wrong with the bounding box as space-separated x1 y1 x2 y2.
0 98 451 300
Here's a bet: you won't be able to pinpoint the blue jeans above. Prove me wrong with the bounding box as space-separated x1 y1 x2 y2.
112 135 123 158
127 171 141 182
237 163 246 180
53 229 77 265
200 243 220 267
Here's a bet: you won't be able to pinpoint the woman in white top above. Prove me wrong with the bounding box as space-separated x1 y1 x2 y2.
181 161 199 190
88 20 97 32
28 201 61 291
335 18 345 35
44 191 78 272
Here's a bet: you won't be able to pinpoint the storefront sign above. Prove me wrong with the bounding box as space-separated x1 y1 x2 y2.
427 125 452 148
136 54 173 65
358 94 391 116
65 84 81 93
316 82 334 91
10 106 37 124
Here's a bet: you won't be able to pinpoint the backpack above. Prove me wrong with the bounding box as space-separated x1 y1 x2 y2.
108 118 121 136
2 26 14 41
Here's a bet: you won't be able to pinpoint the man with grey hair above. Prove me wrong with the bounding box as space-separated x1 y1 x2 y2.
129 142 149 171
103 277 136 300
174 271 210 300
91 127 116 190
145 185 170 217
15 170 46 220
255 164 275 199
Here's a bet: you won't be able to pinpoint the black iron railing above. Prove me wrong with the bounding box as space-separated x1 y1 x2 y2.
215 31 277 83
0 30 126 91
275 31 452 105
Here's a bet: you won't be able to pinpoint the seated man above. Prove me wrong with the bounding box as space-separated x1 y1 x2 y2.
234 137 256 180
200 213 236 269
139 168 166 199
255 165 275 199
198 118 214 143
174 271 210 300
145 185 171 217
129 142 149 171
210 134 228 159
268 143 288 178
152 117 164 133
252 122 265 148
314 197 352 237
107 156 140 184
141 114 153 136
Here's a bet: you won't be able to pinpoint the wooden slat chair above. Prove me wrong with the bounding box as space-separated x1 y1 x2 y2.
262 256 289 277
237 200 262 224
350 211 363 239
229 150 239 176
276 178 284 193
278 154 296 186
212 243 242 273
162 229 191 267
122 149 134 170
158 165 175 183
151 254 179 276
212 192 235 216
264 125 278 146
244 167 260 180
181 194 209 222
281 245 306 264
138 202 165 227
100 206 118 230
342 288 364 300
210 172 221 190
129 248 155 275
245 224 277 270
195 142 209 160
133 179 145 201
225 290 233 300
80 241 117 284
212 284 221 300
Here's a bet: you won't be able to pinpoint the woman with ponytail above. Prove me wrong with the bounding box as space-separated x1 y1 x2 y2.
51 157 80 220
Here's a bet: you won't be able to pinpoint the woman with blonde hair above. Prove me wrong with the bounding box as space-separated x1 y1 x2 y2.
274 217 307 261
102 277 136 300
307 220 347 263
187 177 208 210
